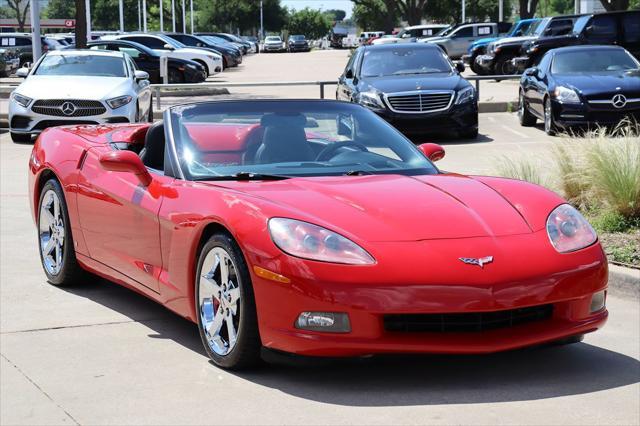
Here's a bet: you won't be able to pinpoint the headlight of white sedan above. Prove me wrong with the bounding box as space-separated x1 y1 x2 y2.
554 86 581 104
268 218 375 265
455 86 475 104
11 92 32 108
106 95 133 109
546 204 597 253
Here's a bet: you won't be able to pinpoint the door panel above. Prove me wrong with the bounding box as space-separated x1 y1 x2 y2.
76 146 169 292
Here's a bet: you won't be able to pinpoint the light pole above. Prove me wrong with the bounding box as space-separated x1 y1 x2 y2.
143 0 147 32
138 0 142 31
260 0 264 40
182 0 186 33
461 0 465 22
172 0 176 32
85 0 92 43
119 0 124 32
29 0 41 62
499 0 503 22
159 0 164 32
190 0 194 33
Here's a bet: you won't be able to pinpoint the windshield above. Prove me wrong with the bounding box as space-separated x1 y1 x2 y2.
34 54 126 77
523 19 543 36
202 35 226 45
290 35 306 41
533 18 551 36
436 25 456 37
551 49 640 74
361 47 452 77
158 35 185 48
168 101 438 180
265 36 281 42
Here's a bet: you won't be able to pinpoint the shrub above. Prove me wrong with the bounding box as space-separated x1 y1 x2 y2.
495 156 550 187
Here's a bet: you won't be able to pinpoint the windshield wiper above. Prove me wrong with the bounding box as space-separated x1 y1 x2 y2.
345 170 374 176
209 172 291 181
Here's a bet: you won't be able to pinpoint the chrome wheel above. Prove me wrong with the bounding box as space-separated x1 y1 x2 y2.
544 99 553 134
519 91 525 117
198 247 241 356
39 189 65 276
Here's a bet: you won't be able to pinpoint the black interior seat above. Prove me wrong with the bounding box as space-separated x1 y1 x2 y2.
253 114 314 164
140 120 165 170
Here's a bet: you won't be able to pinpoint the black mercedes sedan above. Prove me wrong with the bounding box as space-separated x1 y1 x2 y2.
337 43 478 139
85 40 206 84
518 45 640 135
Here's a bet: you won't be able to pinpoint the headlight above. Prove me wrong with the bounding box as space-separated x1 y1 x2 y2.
268 218 375 265
546 204 597 253
106 95 132 109
455 86 475 104
554 86 581 104
186 63 197 69
356 90 385 110
527 45 539 54
11 92 32 108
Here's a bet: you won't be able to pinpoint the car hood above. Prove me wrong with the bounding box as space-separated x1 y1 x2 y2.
422 36 449 43
472 37 498 47
554 71 640 96
362 73 464 93
493 35 537 47
209 174 547 242
15 76 129 100
265 41 283 45
177 47 217 58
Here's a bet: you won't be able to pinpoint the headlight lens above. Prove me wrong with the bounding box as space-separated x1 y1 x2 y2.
356 90 385 110
554 86 581 104
455 86 475 104
106 95 133 109
268 218 375 265
11 92 32 108
546 204 597 253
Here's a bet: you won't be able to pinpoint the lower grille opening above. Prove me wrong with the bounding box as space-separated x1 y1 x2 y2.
10 115 31 129
33 120 99 131
384 304 554 333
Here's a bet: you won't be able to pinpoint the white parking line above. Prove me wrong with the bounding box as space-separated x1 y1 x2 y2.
500 125 530 138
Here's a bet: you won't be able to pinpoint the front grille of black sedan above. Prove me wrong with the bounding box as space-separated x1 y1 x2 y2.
31 99 107 117
385 91 454 113
383 304 554 333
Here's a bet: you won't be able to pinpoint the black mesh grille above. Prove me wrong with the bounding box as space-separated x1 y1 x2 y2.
10 115 31 129
32 120 98 130
383 304 554 333
386 92 453 113
32 99 106 117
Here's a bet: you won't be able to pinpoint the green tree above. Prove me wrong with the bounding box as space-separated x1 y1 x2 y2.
353 0 400 32
44 0 75 18
286 7 332 39
6 0 29 31
324 8 346 21
196 0 287 34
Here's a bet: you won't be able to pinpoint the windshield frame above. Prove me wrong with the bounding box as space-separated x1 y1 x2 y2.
164 100 440 181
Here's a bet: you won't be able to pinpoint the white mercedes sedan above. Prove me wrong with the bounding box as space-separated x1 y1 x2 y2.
9 50 152 143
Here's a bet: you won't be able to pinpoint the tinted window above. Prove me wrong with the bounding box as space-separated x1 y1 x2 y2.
361 47 451 77
585 15 617 43
546 19 574 36
34 54 126 77
551 49 638 73
15 37 31 46
623 12 640 43
169 101 437 180
126 36 165 49
453 26 474 37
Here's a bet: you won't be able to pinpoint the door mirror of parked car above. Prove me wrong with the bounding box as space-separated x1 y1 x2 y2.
345 69 354 79
524 67 539 77
455 62 465 73
417 143 446 162
134 70 149 81
99 151 152 186
16 67 29 78
163 44 175 51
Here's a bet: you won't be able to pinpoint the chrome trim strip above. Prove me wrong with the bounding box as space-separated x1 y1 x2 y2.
164 108 186 180
383 90 455 114
588 98 640 104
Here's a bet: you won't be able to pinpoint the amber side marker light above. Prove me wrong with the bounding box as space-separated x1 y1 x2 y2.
253 265 291 283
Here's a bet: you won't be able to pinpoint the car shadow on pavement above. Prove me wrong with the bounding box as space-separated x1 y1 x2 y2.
64 277 639 407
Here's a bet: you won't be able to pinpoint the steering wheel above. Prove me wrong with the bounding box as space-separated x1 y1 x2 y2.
316 141 369 161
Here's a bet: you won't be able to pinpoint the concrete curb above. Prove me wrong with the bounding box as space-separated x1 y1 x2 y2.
608 264 640 299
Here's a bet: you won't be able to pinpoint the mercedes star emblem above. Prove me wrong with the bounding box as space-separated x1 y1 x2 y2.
60 102 76 116
459 256 494 268
612 94 627 109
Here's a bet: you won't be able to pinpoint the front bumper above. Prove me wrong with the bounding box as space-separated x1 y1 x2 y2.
264 44 285 52
371 101 478 138
9 99 137 136
476 54 496 72
289 43 310 51
251 233 608 357
550 98 640 130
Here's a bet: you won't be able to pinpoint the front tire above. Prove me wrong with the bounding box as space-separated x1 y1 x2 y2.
195 233 261 370
544 97 557 136
518 90 537 127
38 179 88 286
10 132 32 143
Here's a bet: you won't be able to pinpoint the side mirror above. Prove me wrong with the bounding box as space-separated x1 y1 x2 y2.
99 150 152 186
524 67 539 77
345 69 354 79
163 44 174 50
16 67 29 78
455 62 465 73
417 143 445 162
134 70 149 81
137 53 149 60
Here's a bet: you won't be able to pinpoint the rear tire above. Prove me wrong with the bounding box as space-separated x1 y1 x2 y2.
459 128 479 139
10 132 32 143
38 179 89 286
518 90 537 127
195 233 262 370
496 56 516 75
168 68 185 83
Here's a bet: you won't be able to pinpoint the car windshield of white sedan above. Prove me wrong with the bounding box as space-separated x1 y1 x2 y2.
169 101 437 180
551 50 639 74
265 37 281 42
361 48 452 77
34 54 126 77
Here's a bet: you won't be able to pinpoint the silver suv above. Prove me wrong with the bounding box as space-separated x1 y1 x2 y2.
419 23 501 59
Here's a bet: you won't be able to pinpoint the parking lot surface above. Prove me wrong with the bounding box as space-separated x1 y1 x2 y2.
2 48 639 425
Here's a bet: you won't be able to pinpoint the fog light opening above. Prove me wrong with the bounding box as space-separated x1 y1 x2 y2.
295 312 351 333
590 290 606 313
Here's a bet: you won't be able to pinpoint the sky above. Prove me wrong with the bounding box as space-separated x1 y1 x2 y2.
280 0 354 18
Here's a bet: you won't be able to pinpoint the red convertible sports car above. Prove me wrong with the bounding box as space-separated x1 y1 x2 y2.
29 100 608 369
